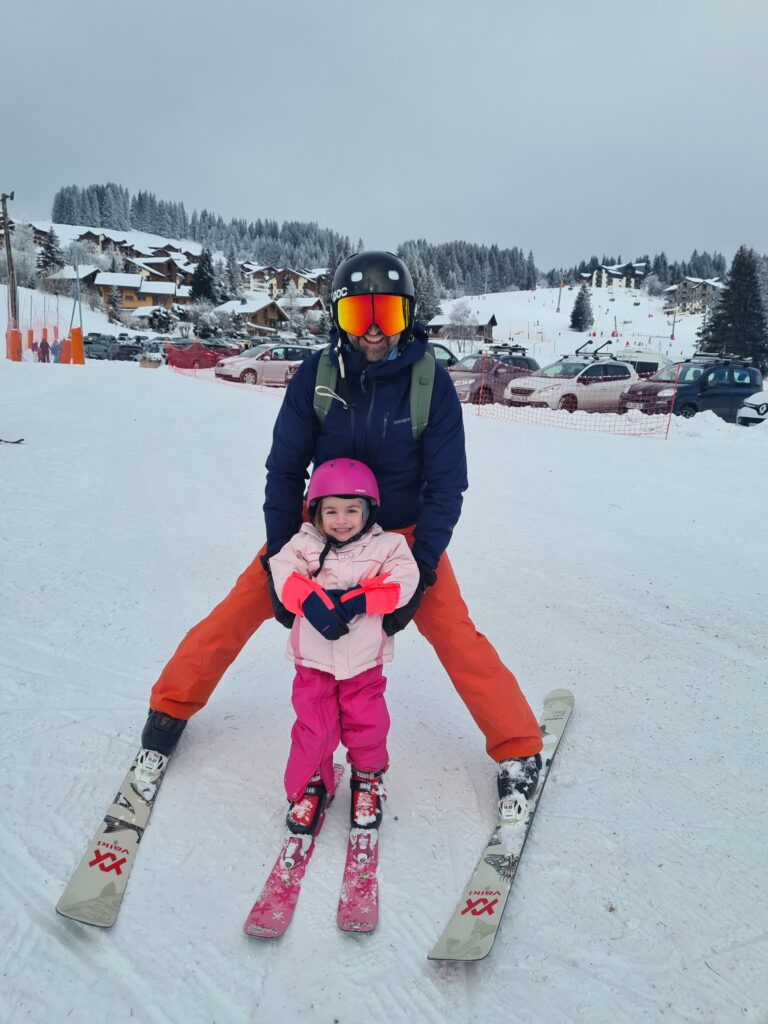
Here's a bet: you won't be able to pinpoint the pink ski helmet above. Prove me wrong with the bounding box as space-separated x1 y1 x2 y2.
306 459 380 522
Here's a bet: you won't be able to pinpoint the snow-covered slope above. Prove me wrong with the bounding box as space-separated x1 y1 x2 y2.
1 356 766 1024
439 283 702 363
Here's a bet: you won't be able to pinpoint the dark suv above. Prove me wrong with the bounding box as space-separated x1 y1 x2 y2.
618 354 763 421
448 344 539 404
83 335 118 360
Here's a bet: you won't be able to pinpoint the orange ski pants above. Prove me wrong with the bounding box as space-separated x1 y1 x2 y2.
150 528 543 762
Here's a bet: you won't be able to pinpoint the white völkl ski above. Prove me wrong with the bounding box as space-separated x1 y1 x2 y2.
428 688 573 961
56 749 170 928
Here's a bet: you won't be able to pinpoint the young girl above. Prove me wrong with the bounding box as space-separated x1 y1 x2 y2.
269 458 420 837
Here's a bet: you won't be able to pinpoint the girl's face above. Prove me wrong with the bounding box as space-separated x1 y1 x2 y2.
319 497 365 541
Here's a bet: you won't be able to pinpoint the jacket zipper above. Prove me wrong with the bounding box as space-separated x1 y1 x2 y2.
366 380 377 453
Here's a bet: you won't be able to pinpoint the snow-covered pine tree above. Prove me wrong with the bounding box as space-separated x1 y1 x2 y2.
226 245 244 299
698 245 768 371
413 262 442 325
570 283 594 331
37 229 65 273
107 286 122 323
191 248 218 303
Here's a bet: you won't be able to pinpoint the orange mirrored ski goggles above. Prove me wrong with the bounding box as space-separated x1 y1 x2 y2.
336 294 410 337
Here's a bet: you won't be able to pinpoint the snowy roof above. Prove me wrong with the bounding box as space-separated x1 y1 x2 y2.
683 276 723 288
175 285 191 298
215 294 280 314
280 296 324 309
428 313 495 326
49 264 99 280
139 281 176 296
663 285 678 292
94 272 143 288
128 305 168 319
127 259 169 278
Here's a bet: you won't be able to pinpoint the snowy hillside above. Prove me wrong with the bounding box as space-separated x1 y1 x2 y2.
438 284 702 363
1 352 766 1023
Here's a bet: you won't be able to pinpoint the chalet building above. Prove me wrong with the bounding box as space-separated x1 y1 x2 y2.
426 312 497 341
138 281 192 308
94 272 144 309
662 277 723 314
94 272 191 311
73 229 131 252
119 242 157 260
150 243 200 262
215 295 290 335
126 258 170 281
303 269 327 296
579 262 646 289
240 263 277 292
48 264 100 288
280 295 326 332
268 267 316 297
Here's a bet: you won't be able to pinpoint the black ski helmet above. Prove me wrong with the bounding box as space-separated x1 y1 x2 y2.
331 251 416 345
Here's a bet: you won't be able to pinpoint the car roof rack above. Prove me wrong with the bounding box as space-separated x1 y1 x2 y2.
485 342 528 356
574 339 614 360
688 351 753 364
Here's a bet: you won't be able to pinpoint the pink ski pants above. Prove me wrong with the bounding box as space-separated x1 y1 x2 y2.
284 665 389 802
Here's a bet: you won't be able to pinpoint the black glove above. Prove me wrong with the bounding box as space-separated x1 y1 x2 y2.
261 554 295 629
300 590 350 640
326 588 360 623
382 562 437 637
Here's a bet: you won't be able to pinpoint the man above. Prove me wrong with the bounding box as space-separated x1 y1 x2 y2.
142 251 543 814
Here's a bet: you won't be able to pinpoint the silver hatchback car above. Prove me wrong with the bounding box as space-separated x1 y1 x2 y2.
215 343 320 386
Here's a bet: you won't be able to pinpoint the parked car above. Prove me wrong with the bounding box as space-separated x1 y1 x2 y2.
610 348 669 378
83 335 118 360
736 389 768 426
505 356 638 413
617 354 763 421
428 342 459 368
114 340 143 361
140 341 167 363
448 345 539 404
214 343 321 385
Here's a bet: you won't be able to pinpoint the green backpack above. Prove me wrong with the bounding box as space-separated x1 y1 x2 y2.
312 344 435 441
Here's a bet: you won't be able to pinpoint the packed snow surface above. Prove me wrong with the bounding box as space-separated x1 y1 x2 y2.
1 338 767 1023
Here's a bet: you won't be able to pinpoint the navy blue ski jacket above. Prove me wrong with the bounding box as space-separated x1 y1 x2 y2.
263 324 468 569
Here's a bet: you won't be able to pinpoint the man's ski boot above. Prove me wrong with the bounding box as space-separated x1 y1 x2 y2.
497 754 542 822
350 768 386 830
141 708 187 756
286 774 329 836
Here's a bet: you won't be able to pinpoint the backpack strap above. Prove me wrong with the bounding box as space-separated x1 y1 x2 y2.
313 344 435 440
409 351 435 440
313 345 338 424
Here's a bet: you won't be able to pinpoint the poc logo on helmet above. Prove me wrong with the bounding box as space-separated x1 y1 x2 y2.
331 287 348 301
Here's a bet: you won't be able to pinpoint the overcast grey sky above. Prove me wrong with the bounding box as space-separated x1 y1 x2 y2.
4 0 767 268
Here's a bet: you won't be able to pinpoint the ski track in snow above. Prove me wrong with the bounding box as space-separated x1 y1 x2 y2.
2 321 768 1024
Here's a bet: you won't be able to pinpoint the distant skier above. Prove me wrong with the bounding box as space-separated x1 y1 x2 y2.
141 250 543 812
38 338 51 363
268 458 419 833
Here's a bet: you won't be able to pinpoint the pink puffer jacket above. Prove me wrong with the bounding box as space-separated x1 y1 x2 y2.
269 523 420 680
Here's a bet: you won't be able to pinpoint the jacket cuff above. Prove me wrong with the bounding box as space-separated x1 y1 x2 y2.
280 572 317 614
